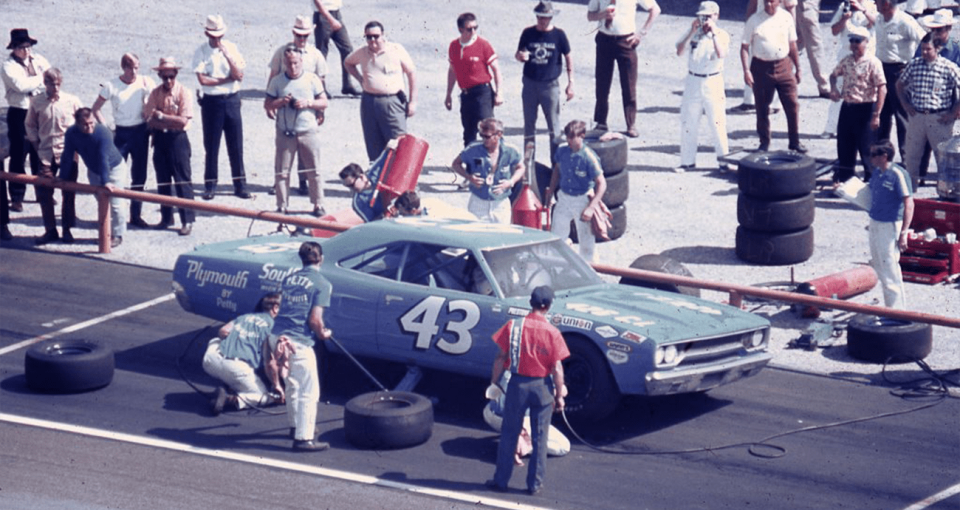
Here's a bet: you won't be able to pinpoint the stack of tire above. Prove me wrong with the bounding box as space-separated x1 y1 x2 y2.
557 131 629 243
736 151 817 265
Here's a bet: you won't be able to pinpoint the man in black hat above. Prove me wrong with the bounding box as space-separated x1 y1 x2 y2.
486 285 569 496
1 28 50 213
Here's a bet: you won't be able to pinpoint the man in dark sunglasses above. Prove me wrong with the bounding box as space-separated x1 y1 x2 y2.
445 12 503 148
344 21 418 162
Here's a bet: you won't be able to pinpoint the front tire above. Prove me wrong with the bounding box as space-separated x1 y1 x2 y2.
561 337 620 422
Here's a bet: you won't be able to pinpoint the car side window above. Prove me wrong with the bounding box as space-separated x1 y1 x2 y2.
398 243 493 295
339 243 407 281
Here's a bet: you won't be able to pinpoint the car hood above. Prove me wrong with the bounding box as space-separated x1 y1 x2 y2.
549 284 769 344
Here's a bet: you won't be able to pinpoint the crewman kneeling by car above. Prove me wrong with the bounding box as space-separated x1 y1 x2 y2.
203 293 283 415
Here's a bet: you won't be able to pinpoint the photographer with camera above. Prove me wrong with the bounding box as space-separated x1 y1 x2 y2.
675 1 730 173
265 45 328 217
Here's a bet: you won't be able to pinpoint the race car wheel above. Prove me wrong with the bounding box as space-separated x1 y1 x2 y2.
738 151 816 199
737 193 815 232
602 171 629 208
736 225 814 265
619 254 701 298
846 315 933 363
561 336 620 422
25 340 115 393
585 132 628 176
344 390 433 449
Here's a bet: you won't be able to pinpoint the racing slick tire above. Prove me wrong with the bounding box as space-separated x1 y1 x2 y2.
736 225 814 265
344 390 434 449
585 131 628 176
846 315 933 363
738 151 816 199
562 336 620 422
602 170 629 209
619 254 702 298
25 340 115 393
737 193 815 232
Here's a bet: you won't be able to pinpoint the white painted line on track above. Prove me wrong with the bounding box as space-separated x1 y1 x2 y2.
902 482 960 510
0 413 547 510
0 293 176 357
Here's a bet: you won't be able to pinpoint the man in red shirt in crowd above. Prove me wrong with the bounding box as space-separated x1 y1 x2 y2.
486 285 569 496
444 12 503 148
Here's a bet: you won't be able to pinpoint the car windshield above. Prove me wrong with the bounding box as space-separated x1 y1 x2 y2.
481 239 602 298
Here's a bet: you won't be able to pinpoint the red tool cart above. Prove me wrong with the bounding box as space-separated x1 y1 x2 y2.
900 198 960 284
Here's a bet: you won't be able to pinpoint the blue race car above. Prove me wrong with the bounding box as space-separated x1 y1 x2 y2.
173 217 771 420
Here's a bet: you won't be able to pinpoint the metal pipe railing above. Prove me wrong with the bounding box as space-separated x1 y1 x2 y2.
0 171 350 254
592 263 960 329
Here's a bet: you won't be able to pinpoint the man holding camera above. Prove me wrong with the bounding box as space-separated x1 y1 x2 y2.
265 46 328 217
676 1 730 173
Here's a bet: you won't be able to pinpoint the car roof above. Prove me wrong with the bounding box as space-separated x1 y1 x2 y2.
328 217 557 251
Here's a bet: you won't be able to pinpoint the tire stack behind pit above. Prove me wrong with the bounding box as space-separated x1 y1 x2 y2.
563 131 629 243
736 151 817 265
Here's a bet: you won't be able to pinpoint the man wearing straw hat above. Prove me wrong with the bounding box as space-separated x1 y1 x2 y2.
192 15 250 201
144 57 196 236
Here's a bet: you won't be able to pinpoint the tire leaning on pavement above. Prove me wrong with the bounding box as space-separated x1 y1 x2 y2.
619 254 701 298
344 390 433 449
737 193 816 232
738 151 817 199
735 225 815 265
25 340 115 393
846 315 933 363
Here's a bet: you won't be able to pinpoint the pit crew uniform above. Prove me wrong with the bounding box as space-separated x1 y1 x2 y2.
351 150 388 222
203 311 278 409
489 313 570 494
868 163 913 309
551 144 602 262
460 140 522 224
270 265 333 442
679 22 730 169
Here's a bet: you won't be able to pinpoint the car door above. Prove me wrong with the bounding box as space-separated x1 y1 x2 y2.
375 242 510 378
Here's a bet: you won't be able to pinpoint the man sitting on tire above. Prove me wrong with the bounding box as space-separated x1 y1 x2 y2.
486 285 569 496
203 293 283 415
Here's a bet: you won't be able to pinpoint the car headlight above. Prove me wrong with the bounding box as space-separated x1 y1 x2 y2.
742 330 766 350
656 344 679 366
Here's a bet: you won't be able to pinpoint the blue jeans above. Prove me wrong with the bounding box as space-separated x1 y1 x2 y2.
88 161 129 239
491 374 554 492
522 76 561 165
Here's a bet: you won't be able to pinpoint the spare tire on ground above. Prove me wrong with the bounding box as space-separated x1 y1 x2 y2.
736 225 814 265
25 340 115 393
738 151 816 199
602 170 629 208
846 315 933 363
619 254 701 297
344 390 433 449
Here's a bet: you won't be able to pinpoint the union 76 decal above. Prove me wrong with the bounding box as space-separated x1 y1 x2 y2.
399 296 481 355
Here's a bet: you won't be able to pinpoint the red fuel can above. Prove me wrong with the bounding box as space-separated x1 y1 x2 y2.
377 134 430 205
512 184 548 230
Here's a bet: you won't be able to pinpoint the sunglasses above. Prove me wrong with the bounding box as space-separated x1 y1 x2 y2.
462 25 479 32
479 132 501 139
159 73 178 80
849 37 866 44
365 33 381 41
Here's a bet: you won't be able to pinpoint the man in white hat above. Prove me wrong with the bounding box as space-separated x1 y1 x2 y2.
144 57 196 236
675 1 730 173
586 0 661 137
896 32 960 189
912 8 960 184
516 0 574 171
828 24 885 183
267 15 330 197
192 14 250 201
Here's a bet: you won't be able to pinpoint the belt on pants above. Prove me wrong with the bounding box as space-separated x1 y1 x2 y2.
363 91 400 98
689 71 720 78
462 82 491 95
224 356 254 369
914 108 949 114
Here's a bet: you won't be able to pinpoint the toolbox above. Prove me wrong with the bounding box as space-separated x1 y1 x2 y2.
900 199 960 284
